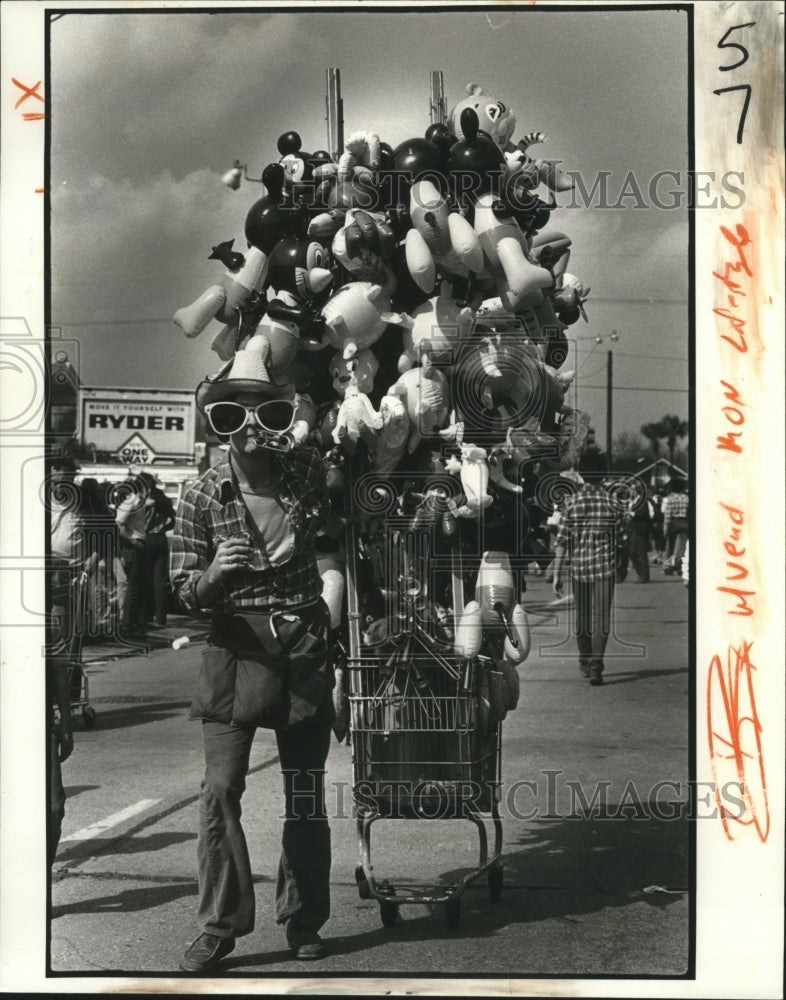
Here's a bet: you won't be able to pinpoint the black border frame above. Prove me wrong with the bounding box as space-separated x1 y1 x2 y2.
43 1 697 983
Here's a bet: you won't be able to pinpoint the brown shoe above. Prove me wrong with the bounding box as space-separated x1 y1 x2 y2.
179 932 235 973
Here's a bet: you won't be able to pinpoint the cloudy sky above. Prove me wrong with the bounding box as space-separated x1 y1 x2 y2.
49 4 690 451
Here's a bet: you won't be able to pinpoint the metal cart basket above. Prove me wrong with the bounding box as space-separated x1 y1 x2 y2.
344 511 504 928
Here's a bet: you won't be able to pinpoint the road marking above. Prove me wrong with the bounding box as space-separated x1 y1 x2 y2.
55 754 281 866
59 798 160 843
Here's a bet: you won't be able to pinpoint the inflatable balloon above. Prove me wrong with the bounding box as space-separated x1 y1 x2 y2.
553 272 591 325
266 234 334 303
322 281 412 360
332 209 396 285
174 244 269 346
405 179 483 292
447 108 506 206
452 444 493 518
449 82 517 152
471 193 553 312
245 163 296 254
292 392 318 444
374 393 411 473
317 554 346 629
388 356 452 453
328 349 383 455
338 130 382 183
174 285 225 340
398 282 475 372
454 600 483 659
471 550 531 675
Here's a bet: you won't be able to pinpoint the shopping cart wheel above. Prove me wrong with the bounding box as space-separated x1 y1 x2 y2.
82 706 97 730
354 865 371 900
488 866 503 902
379 899 399 927
445 897 461 928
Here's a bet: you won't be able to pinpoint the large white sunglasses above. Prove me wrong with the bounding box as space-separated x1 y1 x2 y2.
204 399 296 437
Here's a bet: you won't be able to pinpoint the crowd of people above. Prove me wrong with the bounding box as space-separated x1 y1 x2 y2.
532 474 689 588
48 458 178 653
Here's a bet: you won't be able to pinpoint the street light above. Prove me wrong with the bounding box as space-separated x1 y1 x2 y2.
221 160 266 190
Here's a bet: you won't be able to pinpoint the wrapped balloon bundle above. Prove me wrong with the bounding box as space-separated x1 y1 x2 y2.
175 80 596 739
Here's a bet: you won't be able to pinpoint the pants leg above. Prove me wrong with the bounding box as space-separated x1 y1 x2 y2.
630 531 651 581
589 576 615 669
274 721 332 932
672 528 688 566
121 543 147 630
147 534 169 625
571 579 593 667
197 720 257 939
112 556 128 632
572 577 615 673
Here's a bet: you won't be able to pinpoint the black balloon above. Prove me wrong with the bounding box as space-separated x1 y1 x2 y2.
425 122 457 150
244 164 295 254
310 149 333 169
277 131 302 156
390 137 441 180
447 110 505 204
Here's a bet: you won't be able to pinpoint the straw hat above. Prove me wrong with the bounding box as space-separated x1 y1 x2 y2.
196 335 295 413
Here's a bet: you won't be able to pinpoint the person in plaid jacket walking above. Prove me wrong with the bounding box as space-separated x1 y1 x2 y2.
551 451 626 686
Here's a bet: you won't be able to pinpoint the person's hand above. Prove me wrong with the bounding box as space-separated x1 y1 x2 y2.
207 534 254 583
56 720 74 763
552 575 564 597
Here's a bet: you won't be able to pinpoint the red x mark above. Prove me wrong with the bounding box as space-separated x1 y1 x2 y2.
12 78 45 109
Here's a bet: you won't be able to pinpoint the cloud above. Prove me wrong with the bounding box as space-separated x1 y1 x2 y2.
51 13 313 182
50 168 255 389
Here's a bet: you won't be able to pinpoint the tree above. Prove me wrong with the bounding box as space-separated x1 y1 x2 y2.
640 416 689 468
640 422 662 459
612 430 649 473
658 414 689 467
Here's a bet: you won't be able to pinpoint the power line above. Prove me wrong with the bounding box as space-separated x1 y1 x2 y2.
576 349 689 362
580 384 689 393
583 297 688 304
51 319 173 328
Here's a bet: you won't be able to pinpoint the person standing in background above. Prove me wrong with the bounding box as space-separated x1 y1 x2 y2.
627 485 653 583
551 451 626 686
78 477 120 639
115 476 148 639
48 455 96 865
662 479 689 575
649 490 665 564
139 472 176 627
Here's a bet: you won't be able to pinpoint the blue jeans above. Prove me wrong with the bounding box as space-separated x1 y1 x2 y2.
196 717 332 940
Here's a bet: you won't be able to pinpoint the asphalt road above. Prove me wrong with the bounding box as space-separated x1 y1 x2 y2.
51 569 690 984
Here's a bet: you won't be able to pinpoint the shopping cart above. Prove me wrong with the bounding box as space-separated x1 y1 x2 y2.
344 511 504 929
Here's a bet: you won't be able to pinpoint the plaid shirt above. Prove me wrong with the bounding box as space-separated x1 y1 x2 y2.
170 446 329 614
662 491 689 533
555 483 625 582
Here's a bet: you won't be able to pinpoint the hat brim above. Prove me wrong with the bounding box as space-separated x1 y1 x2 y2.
196 377 295 414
